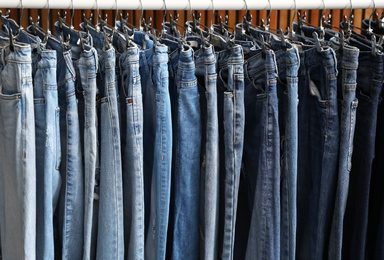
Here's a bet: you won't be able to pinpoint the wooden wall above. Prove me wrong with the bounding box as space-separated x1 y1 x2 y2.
1 8 383 34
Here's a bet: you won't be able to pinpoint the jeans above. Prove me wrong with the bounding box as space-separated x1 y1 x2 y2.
11 26 62 259
77 47 99 260
296 45 339 260
343 43 384 260
137 41 172 260
34 49 62 260
54 22 99 260
216 45 245 260
0 41 36 259
31 27 85 258
195 44 219 260
119 45 145 260
327 42 359 260
166 45 201 260
237 48 281 260
273 43 299 260
86 26 125 259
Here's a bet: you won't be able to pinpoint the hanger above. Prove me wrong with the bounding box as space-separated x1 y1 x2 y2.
0 9 10 32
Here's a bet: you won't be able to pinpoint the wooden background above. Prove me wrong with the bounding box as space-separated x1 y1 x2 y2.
1 8 383 34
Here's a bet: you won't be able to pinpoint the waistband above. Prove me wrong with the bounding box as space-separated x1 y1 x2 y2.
120 45 140 68
195 44 216 66
1 42 32 64
216 44 244 68
153 44 169 64
301 46 336 68
178 45 194 70
38 50 57 69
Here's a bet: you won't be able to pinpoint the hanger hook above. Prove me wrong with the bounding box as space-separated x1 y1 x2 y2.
369 0 376 32
290 0 296 34
320 0 325 27
47 0 50 33
187 0 192 22
71 0 74 29
243 0 249 16
19 0 24 28
139 0 144 29
96 0 99 30
114 0 118 29
162 0 167 29
210 0 215 31
267 0 272 24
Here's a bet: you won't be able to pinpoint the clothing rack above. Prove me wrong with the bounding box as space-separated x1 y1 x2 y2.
0 0 382 10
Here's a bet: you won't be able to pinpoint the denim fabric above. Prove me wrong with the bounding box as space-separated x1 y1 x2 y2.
77 47 99 260
119 45 145 260
327 41 359 260
168 45 201 260
216 45 245 260
11 26 62 259
0 41 36 259
237 48 281 260
253 33 299 260
54 22 100 260
85 26 125 259
369 90 384 260
34 49 62 260
138 42 172 260
274 44 299 260
30 26 85 259
343 43 384 260
195 44 219 260
296 45 339 260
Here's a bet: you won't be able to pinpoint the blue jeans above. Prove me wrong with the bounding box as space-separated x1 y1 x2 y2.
86 26 125 259
274 43 299 260
343 43 384 260
195 44 219 260
119 45 145 260
11 26 62 259
138 42 172 260
216 45 245 260
296 45 340 260
33 29 84 259
167 46 201 260
34 49 62 260
0 41 36 259
54 22 99 260
236 47 281 260
327 42 359 260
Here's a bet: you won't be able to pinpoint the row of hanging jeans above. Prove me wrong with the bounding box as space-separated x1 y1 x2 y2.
0 10 384 260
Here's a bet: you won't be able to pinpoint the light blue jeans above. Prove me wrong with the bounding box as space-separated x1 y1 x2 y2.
0 41 36 259
141 43 172 260
119 44 145 260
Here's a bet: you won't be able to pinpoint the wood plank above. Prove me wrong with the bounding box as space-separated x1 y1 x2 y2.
332 9 341 28
279 9 288 30
227 10 236 30
354 9 363 30
269 10 277 30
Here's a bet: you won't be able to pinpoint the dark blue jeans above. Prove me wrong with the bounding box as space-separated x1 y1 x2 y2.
343 43 384 260
195 44 219 260
328 42 359 260
216 45 245 260
296 46 339 260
